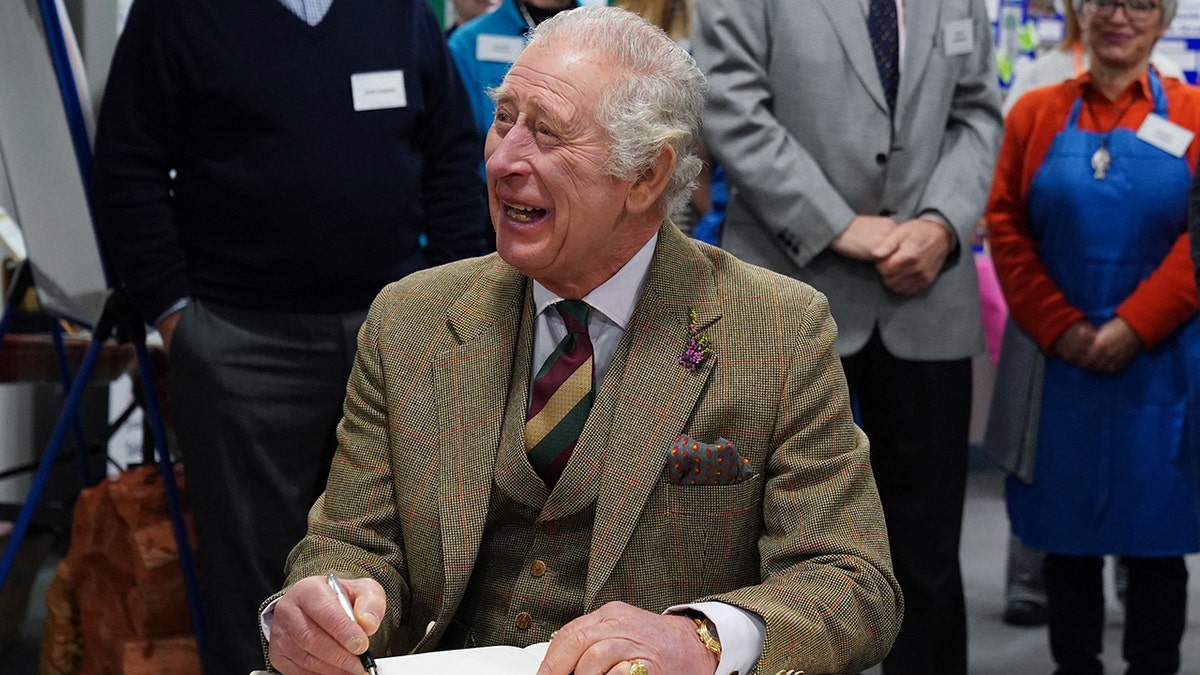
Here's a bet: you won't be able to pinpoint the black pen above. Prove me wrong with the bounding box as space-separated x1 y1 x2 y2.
326 573 380 675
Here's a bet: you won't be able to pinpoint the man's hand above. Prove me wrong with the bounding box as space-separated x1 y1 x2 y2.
1052 321 1098 369
267 575 386 675
829 215 899 261
156 310 183 354
872 218 954 296
1086 317 1141 373
536 601 718 675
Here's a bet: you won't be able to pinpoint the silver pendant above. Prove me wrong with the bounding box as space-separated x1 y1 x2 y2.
1091 144 1111 180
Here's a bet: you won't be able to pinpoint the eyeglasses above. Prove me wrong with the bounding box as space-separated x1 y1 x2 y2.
1083 0 1161 22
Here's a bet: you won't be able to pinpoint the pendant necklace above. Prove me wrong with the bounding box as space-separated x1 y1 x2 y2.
1086 93 1138 181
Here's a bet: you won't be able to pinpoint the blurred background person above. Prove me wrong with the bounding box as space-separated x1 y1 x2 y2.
1004 0 1182 114
614 0 690 43
697 0 1002 671
448 0 579 143
90 0 486 672
990 0 1183 630
446 0 503 36
987 0 1200 671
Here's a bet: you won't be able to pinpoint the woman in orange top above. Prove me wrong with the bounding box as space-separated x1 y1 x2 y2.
987 0 1200 672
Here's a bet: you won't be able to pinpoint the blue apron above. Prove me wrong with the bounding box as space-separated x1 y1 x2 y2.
1007 68 1200 557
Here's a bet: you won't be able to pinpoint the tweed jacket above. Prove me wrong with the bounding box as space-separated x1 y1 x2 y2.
696 0 1003 361
275 223 903 674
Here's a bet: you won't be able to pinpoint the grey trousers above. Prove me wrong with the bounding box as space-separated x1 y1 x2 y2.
169 299 365 675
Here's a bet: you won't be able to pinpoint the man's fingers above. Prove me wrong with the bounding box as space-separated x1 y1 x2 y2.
537 602 642 675
603 659 650 675
342 577 386 637
310 588 372 655
270 600 363 674
869 229 903 261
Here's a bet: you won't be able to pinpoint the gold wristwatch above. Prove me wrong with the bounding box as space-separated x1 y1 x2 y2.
692 617 722 660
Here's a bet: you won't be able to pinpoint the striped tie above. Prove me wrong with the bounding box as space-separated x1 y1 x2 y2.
526 300 594 487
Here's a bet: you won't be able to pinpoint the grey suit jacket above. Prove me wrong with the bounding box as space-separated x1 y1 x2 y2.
696 0 1003 360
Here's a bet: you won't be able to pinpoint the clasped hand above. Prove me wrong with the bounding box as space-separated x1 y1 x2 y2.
1052 318 1142 373
831 216 954 296
536 601 718 675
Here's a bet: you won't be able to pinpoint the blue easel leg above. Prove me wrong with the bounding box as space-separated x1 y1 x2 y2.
133 341 207 669
0 332 104 589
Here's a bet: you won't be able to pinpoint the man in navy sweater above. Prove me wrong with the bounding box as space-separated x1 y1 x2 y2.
90 1 486 672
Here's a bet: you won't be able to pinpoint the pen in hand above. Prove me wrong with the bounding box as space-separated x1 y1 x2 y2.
326 573 380 675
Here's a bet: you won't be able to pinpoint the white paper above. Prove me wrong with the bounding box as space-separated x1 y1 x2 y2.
0 206 27 261
250 642 550 675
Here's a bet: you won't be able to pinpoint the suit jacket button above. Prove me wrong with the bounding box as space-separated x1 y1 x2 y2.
875 152 888 165
530 560 547 577
542 521 560 535
515 612 532 630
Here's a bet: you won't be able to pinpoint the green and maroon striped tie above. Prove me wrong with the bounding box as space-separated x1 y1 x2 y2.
526 300 594 487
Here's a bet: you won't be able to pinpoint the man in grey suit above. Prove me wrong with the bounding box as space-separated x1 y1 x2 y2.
695 1 1002 672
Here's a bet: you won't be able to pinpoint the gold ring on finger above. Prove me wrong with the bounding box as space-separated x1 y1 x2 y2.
629 660 649 675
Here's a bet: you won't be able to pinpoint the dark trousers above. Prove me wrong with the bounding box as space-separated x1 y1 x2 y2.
842 330 971 675
1044 554 1188 675
170 300 364 675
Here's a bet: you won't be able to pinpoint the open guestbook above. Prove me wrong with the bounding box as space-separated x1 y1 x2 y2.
251 641 550 674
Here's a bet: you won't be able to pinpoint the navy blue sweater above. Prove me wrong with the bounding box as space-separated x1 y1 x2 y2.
92 0 486 321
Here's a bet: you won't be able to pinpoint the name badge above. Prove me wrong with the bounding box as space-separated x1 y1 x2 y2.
476 34 525 63
943 19 975 57
351 70 407 111
1136 114 1194 158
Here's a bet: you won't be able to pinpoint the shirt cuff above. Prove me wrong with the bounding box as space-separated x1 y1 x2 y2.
666 601 765 675
916 210 960 254
153 297 191 327
260 596 280 642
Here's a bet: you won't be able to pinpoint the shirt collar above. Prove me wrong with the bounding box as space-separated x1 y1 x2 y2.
1077 68 1152 104
531 233 659 330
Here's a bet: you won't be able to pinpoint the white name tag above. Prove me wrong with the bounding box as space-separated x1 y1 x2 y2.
0 206 26 261
476 34 525 64
351 70 407 111
1136 114 1194 158
943 18 975 57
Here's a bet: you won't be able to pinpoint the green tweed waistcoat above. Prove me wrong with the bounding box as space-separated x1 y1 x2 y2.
439 287 631 650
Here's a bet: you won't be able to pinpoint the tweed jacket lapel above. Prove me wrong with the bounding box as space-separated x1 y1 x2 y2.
585 224 721 606
815 0 889 116
432 262 530 621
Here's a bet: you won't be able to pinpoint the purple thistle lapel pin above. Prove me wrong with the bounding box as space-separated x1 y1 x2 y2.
678 308 713 371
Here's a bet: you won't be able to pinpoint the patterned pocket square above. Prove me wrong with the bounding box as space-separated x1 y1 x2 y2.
667 433 755 486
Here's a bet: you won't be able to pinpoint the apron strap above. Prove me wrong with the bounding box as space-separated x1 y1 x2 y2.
1148 65 1168 117
1066 65 1167 129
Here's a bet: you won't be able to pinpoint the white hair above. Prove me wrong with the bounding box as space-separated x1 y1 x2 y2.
526 6 708 218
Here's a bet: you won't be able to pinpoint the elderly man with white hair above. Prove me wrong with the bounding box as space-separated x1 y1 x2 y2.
260 7 903 675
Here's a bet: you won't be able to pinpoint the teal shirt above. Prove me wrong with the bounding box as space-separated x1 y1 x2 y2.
447 0 581 140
